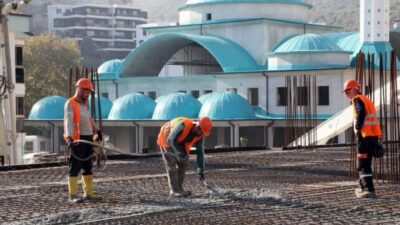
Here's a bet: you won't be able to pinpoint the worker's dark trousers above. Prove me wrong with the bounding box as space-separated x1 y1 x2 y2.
357 136 378 192
69 135 93 177
161 147 189 193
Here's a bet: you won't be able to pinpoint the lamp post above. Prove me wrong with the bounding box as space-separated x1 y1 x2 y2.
0 0 30 165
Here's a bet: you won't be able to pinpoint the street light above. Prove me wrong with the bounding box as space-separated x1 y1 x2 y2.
0 0 30 165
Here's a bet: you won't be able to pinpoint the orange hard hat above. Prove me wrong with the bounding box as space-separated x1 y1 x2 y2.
76 78 94 92
199 117 212 136
343 79 360 92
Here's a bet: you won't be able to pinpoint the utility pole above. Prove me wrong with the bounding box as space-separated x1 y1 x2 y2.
0 0 30 165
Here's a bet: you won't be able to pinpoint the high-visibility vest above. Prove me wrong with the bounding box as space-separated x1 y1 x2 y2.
352 94 382 138
157 117 202 154
65 97 81 140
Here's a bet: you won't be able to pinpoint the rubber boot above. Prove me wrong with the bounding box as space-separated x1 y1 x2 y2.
82 174 97 200
68 176 82 203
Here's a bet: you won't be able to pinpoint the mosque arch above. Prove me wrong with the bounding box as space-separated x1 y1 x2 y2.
119 33 259 77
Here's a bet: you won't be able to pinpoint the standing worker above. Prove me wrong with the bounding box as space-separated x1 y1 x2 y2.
157 117 212 197
343 79 382 198
64 78 103 203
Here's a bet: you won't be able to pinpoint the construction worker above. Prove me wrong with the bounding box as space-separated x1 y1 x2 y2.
157 116 213 197
64 78 102 203
343 79 382 198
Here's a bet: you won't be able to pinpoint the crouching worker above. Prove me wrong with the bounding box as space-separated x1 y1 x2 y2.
64 78 103 203
157 117 212 197
343 79 382 198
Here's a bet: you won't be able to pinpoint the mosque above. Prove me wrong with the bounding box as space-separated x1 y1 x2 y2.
27 0 400 156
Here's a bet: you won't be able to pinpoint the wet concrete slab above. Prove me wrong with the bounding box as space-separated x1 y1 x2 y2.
1 148 400 224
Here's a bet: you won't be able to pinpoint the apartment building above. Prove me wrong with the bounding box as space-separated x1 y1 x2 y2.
48 4 147 60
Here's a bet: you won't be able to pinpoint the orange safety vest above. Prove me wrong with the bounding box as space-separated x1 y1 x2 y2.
352 94 382 138
157 117 202 154
65 97 81 140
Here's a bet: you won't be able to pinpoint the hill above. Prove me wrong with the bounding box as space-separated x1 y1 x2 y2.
24 0 400 33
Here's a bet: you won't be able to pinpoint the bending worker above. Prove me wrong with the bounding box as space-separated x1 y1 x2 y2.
64 78 102 203
343 79 382 198
157 116 213 197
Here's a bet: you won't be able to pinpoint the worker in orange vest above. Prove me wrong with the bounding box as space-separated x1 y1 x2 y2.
343 79 382 198
157 117 212 197
64 78 102 203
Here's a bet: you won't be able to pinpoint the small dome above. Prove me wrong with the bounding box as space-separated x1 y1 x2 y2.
199 92 256 119
322 32 361 53
273 34 343 53
88 95 113 119
28 96 67 120
98 59 123 80
152 93 201 120
108 93 156 119
197 92 216 104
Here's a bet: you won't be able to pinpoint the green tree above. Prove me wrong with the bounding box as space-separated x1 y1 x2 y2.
24 33 82 116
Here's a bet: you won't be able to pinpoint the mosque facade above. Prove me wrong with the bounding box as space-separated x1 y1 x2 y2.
27 0 400 156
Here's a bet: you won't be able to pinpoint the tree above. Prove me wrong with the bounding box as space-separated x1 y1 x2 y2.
24 33 82 116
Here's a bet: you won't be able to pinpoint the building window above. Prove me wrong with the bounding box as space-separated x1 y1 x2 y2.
101 92 109 99
148 91 156 100
16 118 24 132
178 90 186 93
203 90 212 94
56 8 62 14
227 88 237 93
206 13 212 21
297 87 308 106
248 88 259 106
277 87 288 106
318 86 329 106
15 46 23 65
15 68 24 83
138 91 144 94
16 96 24 116
191 90 199 98
25 141 33 153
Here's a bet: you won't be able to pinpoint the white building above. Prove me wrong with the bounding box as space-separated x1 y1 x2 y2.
27 0 400 155
47 4 147 60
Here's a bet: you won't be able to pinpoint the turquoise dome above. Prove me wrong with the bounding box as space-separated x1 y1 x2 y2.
199 92 257 119
197 92 216 104
98 59 123 80
108 93 156 119
152 93 201 120
322 32 361 53
273 34 343 53
28 96 67 120
88 95 113 119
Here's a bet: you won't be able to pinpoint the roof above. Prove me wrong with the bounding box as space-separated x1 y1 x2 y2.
199 92 257 120
152 93 201 120
322 32 361 53
98 59 123 80
28 96 67 120
119 33 261 77
355 42 400 69
108 93 156 120
88 95 113 119
272 34 345 53
182 0 312 9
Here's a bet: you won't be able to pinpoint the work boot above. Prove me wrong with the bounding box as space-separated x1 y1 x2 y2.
69 195 83 203
355 190 376 198
354 188 363 194
169 191 185 198
83 194 100 201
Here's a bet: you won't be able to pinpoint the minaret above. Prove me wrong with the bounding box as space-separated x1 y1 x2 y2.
360 0 390 43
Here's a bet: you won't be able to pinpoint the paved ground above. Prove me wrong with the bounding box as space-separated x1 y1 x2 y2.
1 148 400 225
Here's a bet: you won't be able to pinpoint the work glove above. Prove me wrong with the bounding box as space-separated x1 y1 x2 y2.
66 137 74 149
198 171 205 182
97 130 103 142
